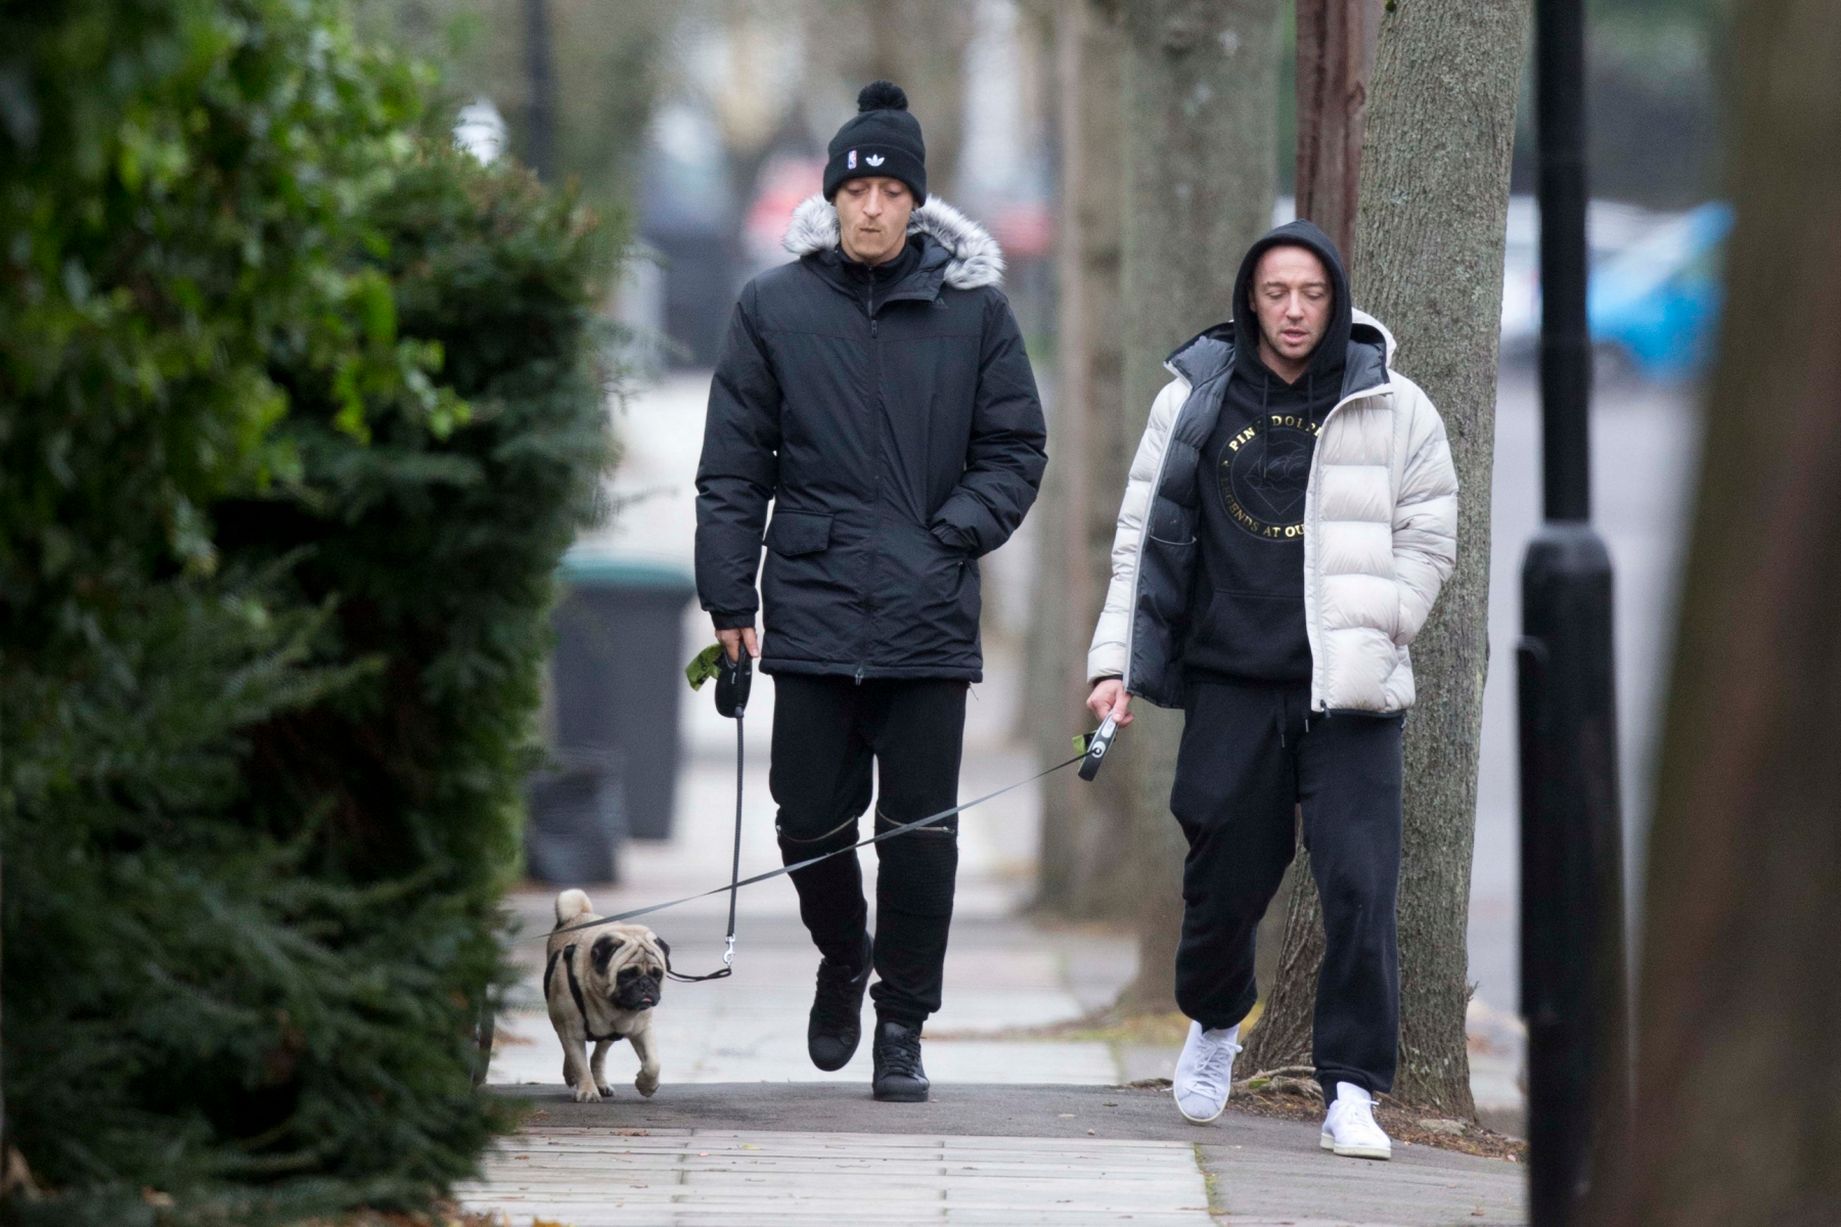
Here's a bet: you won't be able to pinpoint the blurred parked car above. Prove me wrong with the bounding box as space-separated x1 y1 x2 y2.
742 152 828 275
1499 195 1657 364
1587 201 1733 382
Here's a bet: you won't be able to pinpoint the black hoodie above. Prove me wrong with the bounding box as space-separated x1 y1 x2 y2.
1184 220 1354 684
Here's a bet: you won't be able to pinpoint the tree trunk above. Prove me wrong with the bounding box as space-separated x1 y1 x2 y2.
1115 0 1278 1009
1293 0 1380 262
1592 4 1841 1221
864 3 974 203
1241 0 1527 1115
1033 0 1135 920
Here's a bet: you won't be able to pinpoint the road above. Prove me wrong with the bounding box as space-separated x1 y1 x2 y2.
1467 367 1701 1026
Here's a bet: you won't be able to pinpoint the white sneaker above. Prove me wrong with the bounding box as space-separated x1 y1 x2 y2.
1320 1081 1392 1160
1172 1020 1242 1124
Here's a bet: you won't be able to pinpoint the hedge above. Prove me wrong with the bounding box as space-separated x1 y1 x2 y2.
0 1 614 1221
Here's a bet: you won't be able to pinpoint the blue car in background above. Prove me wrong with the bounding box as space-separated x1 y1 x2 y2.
1588 201 1733 382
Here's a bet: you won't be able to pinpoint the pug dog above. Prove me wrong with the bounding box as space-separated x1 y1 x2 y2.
544 889 668 1103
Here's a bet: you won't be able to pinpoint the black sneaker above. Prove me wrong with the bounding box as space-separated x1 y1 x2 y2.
807 931 873 1071
871 1019 930 1102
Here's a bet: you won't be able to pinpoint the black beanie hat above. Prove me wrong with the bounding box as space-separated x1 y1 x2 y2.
824 81 927 205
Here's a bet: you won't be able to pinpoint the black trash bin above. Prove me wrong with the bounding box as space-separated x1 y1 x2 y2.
524 747 625 884
549 549 696 840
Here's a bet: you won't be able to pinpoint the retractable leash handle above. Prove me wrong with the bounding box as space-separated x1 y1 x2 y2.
1077 714 1119 781
715 649 752 719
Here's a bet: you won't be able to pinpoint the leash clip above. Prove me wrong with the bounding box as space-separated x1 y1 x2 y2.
722 935 736 967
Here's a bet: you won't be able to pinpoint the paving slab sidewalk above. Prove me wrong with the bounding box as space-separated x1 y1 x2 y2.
463 1084 1524 1225
474 875 1526 1225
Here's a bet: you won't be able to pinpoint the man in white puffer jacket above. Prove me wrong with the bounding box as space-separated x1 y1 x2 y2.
1084 221 1456 1158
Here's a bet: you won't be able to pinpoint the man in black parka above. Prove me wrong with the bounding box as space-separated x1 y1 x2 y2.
694 81 1046 1102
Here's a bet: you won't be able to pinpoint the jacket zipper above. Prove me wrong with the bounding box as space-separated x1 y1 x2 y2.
1300 381 1392 712
852 264 937 686
862 275 878 684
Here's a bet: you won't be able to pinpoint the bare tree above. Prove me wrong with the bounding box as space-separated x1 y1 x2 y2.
1591 3 1841 1221
1114 0 1279 1007
1242 0 1528 1115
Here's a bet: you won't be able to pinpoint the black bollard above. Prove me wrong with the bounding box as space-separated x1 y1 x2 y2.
1518 0 1630 1222
1519 529 1626 1223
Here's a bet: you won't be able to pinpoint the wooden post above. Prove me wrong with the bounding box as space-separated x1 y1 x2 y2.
1293 0 1380 266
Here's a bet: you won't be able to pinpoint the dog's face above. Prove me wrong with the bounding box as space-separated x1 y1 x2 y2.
587 925 669 1012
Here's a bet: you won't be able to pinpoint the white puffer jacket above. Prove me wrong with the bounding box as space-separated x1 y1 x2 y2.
1086 309 1457 713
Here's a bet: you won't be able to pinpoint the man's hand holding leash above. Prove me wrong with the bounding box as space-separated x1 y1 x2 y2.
1085 678 1134 728
717 625 759 663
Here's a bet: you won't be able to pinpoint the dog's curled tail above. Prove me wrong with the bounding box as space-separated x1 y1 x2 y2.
554 888 594 928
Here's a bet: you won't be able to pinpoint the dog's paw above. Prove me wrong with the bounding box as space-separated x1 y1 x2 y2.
571 1084 603 1104
636 1071 660 1098
595 1082 615 1098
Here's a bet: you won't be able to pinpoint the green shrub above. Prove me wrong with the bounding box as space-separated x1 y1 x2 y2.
0 1 614 1221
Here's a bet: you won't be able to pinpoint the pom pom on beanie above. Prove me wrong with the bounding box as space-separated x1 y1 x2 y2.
857 80 909 112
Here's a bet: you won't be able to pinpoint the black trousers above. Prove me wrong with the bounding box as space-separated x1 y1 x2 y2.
769 675 967 1026
1170 676 1404 1099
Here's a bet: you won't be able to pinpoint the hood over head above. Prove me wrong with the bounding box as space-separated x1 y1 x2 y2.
1231 219 1353 385
1165 219 1393 399
783 193 1005 291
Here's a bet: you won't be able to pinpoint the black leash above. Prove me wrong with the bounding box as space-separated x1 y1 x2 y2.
559 649 1111 978
658 711 748 983
554 749 1086 946
657 653 752 982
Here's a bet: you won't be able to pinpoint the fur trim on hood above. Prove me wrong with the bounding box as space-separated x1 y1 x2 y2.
783 194 1005 290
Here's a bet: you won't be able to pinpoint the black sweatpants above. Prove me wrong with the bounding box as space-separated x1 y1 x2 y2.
1170 676 1404 1100
769 674 968 1027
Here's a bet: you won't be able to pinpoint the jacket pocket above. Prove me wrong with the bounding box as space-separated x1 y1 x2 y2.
1391 583 1412 647
1138 533 1197 627
924 525 981 640
765 511 832 556
928 519 976 558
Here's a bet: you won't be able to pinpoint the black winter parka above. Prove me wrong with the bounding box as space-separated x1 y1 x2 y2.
694 196 1047 682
